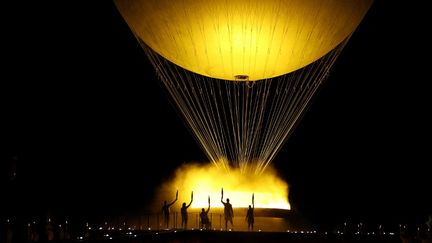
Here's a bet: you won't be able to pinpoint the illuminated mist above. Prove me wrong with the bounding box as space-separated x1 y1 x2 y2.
153 163 290 210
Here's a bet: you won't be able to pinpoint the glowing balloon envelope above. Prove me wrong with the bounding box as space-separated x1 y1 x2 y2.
114 0 373 81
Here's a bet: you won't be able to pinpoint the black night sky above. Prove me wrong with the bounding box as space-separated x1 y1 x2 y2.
1 0 430 230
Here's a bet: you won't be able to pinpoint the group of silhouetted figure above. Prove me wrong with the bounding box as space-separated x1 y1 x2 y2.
1 218 69 243
161 188 255 231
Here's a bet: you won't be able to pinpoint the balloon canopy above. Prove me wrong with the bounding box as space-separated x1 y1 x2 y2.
115 0 373 81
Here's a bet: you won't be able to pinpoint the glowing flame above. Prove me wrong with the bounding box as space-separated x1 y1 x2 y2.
155 163 290 210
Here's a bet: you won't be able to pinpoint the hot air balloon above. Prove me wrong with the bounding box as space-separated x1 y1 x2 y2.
114 0 373 174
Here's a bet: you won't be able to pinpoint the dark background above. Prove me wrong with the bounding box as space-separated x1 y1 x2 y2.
1 0 430 230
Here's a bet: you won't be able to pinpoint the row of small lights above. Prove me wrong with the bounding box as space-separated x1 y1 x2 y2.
78 231 138 240
6 218 69 229
7 218 419 241
7 218 413 236
286 230 317 234
335 231 395 236
76 228 402 240
83 224 402 236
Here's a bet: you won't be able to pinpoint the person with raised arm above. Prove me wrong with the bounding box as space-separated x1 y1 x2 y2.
200 196 211 229
161 190 178 229
246 193 255 231
221 188 234 230
180 191 193 229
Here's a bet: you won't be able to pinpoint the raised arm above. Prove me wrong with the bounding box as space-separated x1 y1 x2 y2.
206 196 211 213
252 193 255 209
168 190 178 206
186 191 193 208
221 187 225 204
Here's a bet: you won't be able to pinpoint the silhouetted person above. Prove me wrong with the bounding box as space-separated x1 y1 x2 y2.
221 188 234 230
162 190 178 229
246 193 255 231
6 219 13 243
427 215 432 230
418 215 432 243
46 218 54 241
200 196 211 229
58 224 65 241
425 227 432 243
400 225 414 243
27 222 39 242
181 191 193 229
